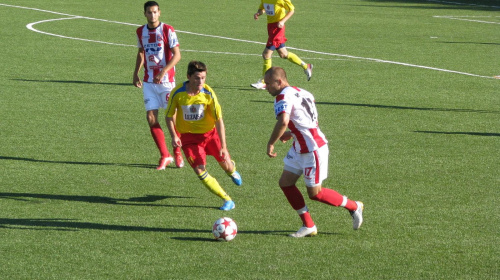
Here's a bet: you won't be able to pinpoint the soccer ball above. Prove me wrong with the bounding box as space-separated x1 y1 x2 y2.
212 217 237 241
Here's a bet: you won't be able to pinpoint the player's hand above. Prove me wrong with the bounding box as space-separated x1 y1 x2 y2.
153 74 164 84
254 13 260 20
219 148 229 161
277 21 284 28
279 131 293 143
267 144 277 158
172 137 182 148
133 75 142 88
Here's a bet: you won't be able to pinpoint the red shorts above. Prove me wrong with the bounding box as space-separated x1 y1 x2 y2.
266 22 287 49
180 128 228 168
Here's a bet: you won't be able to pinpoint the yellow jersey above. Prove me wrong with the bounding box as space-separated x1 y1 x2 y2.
166 82 222 134
259 0 295 23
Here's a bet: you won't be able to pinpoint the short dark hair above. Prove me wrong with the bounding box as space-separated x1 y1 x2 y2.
187 61 207 76
144 1 159 12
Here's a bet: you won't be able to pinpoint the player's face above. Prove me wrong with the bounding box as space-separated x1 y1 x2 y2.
187 71 207 93
144 6 161 26
264 75 281 96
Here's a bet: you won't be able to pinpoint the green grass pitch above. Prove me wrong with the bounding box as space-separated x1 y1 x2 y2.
1 0 499 279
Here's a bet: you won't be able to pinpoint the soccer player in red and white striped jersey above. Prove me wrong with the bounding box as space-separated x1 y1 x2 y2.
265 66 364 237
133 1 183 169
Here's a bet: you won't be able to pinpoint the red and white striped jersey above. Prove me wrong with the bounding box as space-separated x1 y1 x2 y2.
136 23 179 83
274 86 328 153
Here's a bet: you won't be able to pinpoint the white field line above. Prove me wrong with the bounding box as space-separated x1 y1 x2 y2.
1 3 498 79
433 15 500 24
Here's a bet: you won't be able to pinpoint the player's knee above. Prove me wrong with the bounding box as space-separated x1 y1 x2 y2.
194 165 206 175
147 118 158 127
307 186 322 199
278 179 292 188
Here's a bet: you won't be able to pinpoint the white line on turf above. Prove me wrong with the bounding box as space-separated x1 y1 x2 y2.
1 3 497 79
433 15 500 25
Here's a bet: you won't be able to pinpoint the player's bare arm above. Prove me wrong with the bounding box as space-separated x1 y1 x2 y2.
267 112 290 158
154 46 181 84
133 48 145 88
254 9 264 20
166 116 181 148
278 9 294 28
279 131 293 143
215 118 229 161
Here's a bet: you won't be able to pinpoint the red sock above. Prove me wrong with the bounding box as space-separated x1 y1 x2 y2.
281 186 315 228
311 188 358 211
150 123 170 158
299 211 315 228
281 185 305 210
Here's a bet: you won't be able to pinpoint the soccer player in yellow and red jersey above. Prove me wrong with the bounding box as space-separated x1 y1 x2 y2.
251 0 313 90
165 61 242 211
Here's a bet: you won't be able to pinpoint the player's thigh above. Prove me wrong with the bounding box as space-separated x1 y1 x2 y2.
302 145 329 187
276 46 288 58
182 143 207 169
143 83 161 111
279 169 301 187
204 130 228 162
282 147 302 187
143 82 173 110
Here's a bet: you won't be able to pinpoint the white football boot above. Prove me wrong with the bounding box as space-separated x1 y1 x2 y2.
304 64 313 81
289 225 317 238
350 201 364 230
250 79 266 90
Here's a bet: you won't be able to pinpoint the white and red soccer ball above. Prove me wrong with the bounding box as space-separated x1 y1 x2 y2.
212 217 237 241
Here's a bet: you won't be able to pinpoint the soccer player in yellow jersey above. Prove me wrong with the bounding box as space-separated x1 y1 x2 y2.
251 0 313 90
165 61 242 211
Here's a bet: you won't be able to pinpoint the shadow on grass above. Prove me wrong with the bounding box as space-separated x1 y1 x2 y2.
414 130 500 137
0 218 315 236
0 192 221 211
0 218 208 232
0 155 169 169
360 0 500 11
12 79 130 86
0 192 193 204
251 100 499 114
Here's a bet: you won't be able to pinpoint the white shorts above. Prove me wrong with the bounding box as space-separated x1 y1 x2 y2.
142 82 175 111
283 144 329 187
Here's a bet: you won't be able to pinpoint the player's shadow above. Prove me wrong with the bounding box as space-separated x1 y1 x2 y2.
0 192 219 211
250 100 499 114
0 155 166 169
0 192 193 205
12 78 130 86
0 218 209 233
362 0 499 11
414 131 500 137
0 218 337 237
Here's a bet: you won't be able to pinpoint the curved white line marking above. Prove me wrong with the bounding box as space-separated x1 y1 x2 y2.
26 17 136 47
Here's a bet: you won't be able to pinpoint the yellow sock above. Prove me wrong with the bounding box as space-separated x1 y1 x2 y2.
198 171 231 201
262 58 272 80
287 52 307 69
